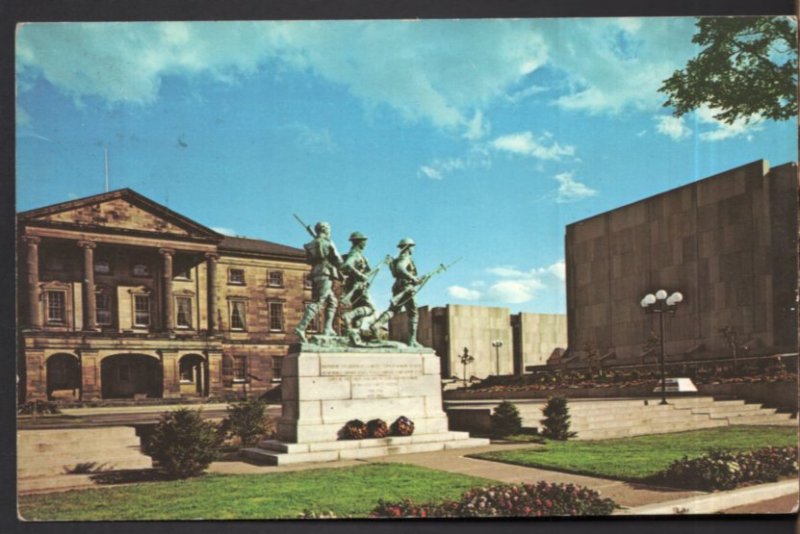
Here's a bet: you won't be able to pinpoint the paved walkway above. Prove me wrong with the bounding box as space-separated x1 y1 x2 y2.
210 443 798 513
210 442 702 509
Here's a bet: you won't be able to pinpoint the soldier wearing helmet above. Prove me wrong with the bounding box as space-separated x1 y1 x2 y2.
340 231 376 335
363 237 422 347
294 221 342 343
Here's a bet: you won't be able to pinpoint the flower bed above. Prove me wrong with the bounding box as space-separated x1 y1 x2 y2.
648 446 798 491
370 481 617 517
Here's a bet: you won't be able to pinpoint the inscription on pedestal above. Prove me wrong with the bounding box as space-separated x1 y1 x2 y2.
351 377 399 398
320 361 422 378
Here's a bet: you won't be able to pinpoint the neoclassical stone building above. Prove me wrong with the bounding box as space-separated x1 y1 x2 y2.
18 189 312 402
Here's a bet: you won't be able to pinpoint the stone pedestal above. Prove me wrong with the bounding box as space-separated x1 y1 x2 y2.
242 349 488 465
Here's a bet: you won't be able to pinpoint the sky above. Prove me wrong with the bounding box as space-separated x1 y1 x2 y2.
15 18 798 314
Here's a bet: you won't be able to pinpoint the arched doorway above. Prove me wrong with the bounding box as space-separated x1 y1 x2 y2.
46 353 81 400
101 354 163 399
178 354 208 397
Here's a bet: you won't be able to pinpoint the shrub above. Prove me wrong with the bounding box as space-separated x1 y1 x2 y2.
340 419 368 440
650 446 799 491
540 396 577 440
490 400 522 438
143 408 222 479
367 419 389 438
219 398 271 447
390 416 415 436
370 481 617 518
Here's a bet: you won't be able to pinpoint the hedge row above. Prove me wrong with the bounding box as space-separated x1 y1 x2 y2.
370 481 617 518
649 446 798 491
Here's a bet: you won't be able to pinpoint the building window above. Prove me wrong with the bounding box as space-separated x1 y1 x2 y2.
176 297 193 329
46 291 66 324
304 302 319 333
233 355 247 382
174 267 192 280
269 301 284 332
96 290 113 326
179 359 195 383
272 357 282 381
303 273 313 290
94 259 111 274
268 270 284 288
228 268 245 285
132 263 150 277
133 294 151 327
229 300 246 331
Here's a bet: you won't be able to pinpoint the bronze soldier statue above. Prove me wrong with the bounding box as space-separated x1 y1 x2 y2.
340 231 377 337
366 237 422 347
294 221 342 343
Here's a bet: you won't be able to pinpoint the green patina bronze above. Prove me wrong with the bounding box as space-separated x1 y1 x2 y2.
293 217 342 343
292 217 455 350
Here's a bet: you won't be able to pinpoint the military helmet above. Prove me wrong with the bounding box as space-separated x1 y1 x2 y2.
314 221 330 234
397 237 416 248
349 231 368 242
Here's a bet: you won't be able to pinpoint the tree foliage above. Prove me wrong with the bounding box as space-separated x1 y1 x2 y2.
144 408 222 479
540 396 577 441
491 400 522 438
660 16 797 124
219 398 270 447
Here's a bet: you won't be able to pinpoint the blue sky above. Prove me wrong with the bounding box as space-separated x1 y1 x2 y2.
16 18 797 314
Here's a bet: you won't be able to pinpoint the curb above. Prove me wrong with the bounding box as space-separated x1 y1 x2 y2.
60 403 231 416
616 479 799 515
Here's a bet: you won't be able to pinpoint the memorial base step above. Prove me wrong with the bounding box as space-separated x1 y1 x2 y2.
241 431 490 465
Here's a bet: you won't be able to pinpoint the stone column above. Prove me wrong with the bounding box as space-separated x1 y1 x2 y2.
205 252 219 334
78 240 97 331
159 248 175 332
23 236 42 329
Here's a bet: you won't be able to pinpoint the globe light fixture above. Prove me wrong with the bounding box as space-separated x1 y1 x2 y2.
641 289 683 405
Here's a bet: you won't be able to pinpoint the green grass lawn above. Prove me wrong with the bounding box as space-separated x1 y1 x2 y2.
19 463 491 520
470 426 798 481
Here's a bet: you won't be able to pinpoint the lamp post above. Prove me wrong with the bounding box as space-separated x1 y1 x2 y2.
640 289 683 405
458 347 475 388
491 340 503 376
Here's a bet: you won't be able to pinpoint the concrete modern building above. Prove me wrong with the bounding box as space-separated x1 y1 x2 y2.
390 304 567 379
17 189 313 402
565 160 798 366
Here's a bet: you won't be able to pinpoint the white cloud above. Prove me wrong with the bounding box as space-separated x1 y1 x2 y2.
553 172 597 203
418 145 490 180
547 260 566 281
211 226 237 236
16 20 548 138
486 266 526 278
695 106 764 142
654 115 691 141
491 131 575 160
447 285 482 301
487 280 543 304
418 165 443 180
463 110 490 141
287 123 337 153
505 84 548 104
546 18 697 115
476 260 565 304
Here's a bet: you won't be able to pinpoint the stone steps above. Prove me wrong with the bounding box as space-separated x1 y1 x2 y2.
242 432 490 466
445 396 796 440
18 426 153 494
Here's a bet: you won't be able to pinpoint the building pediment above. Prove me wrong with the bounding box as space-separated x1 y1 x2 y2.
19 189 221 242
